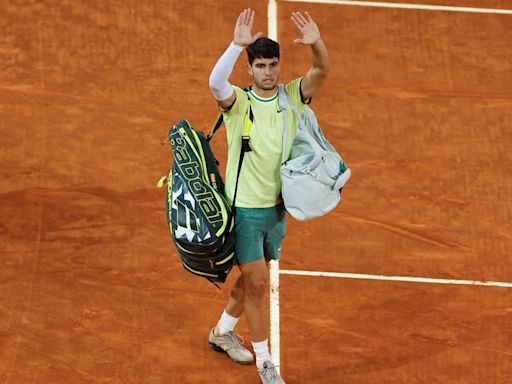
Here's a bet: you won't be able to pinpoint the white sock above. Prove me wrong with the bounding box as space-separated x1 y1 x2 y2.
216 310 240 335
252 339 272 370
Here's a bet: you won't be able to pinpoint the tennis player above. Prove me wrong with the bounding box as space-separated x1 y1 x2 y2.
207 8 330 383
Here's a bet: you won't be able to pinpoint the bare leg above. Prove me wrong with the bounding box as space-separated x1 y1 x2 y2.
226 274 245 317
239 259 268 342
214 274 245 336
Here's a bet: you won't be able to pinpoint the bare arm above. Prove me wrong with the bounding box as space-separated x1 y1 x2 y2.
209 9 262 110
291 11 331 101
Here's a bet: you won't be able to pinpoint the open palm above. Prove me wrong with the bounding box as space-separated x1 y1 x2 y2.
233 8 263 47
291 11 320 45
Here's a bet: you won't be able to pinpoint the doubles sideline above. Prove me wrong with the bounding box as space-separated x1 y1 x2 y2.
279 269 512 288
281 0 512 14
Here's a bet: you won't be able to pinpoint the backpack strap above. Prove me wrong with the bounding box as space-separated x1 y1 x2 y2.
277 84 289 165
228 92 253 222
234 88 253 207
207 89 254 244
280 86 326 158
206 113 224 142
207 89 254 141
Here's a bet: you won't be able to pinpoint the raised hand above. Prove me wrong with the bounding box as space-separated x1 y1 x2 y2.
291 11 320 45
233 8 263 47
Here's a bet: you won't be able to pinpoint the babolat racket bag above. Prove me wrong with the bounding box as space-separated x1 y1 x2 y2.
158 112 252 285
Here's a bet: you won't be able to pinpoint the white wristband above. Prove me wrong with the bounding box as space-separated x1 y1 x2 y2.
209 42 244 101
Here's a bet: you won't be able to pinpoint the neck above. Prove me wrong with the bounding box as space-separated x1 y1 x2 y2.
251 84 278 99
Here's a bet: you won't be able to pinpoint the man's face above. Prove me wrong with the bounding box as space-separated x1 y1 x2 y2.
248 57 280 91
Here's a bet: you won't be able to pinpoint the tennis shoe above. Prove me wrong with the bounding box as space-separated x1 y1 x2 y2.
208 328 254 365
258 360 286 384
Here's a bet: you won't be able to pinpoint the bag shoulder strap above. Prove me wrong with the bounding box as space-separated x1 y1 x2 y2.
207 88 254 141
206 89 254 240
230 90 253 209
277 84 289 164
280 86 326 157
206 113 224 141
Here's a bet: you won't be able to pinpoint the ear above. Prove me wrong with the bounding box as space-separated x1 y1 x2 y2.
247 63 253 76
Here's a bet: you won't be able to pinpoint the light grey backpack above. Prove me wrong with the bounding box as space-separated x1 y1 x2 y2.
278 84 351 221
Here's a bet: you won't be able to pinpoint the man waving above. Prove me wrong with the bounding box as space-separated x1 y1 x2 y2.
207 8 330 383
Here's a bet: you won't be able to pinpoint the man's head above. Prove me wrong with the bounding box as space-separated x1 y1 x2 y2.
246 37 280 91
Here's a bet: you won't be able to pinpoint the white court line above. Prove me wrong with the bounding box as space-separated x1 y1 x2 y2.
268 0 278 41
282 0 512 14
268 0 282 374
280 269 512 288
269 260 281 372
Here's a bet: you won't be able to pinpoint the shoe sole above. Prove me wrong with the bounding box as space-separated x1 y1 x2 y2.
208 342 254 365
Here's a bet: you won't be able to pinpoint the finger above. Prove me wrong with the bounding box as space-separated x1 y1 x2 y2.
291 15 303 30
296 11 309 25
291 13 304 28
293 38 304 44
244 8 252 25
236 11 244 26
243 8 250 24
248 9 255 27
304 11 313 23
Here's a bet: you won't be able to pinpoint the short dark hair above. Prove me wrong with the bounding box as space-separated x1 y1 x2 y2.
246 38 280 65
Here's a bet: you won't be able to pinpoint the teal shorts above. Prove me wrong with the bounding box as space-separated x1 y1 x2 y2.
234 203 287 265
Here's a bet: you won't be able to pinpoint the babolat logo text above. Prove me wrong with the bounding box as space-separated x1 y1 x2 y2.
170 128 223 225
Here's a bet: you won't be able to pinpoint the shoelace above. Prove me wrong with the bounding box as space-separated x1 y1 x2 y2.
260 362 281 382
225 332 245 348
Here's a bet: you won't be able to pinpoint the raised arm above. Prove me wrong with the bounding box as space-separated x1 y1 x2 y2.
209 9 262 110
291 11 331 101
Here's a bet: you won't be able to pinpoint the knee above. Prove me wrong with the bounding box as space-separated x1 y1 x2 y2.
230 277 245 302
244 275 267 299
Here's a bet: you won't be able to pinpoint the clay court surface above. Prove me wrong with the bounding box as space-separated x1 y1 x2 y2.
1 0 511 383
